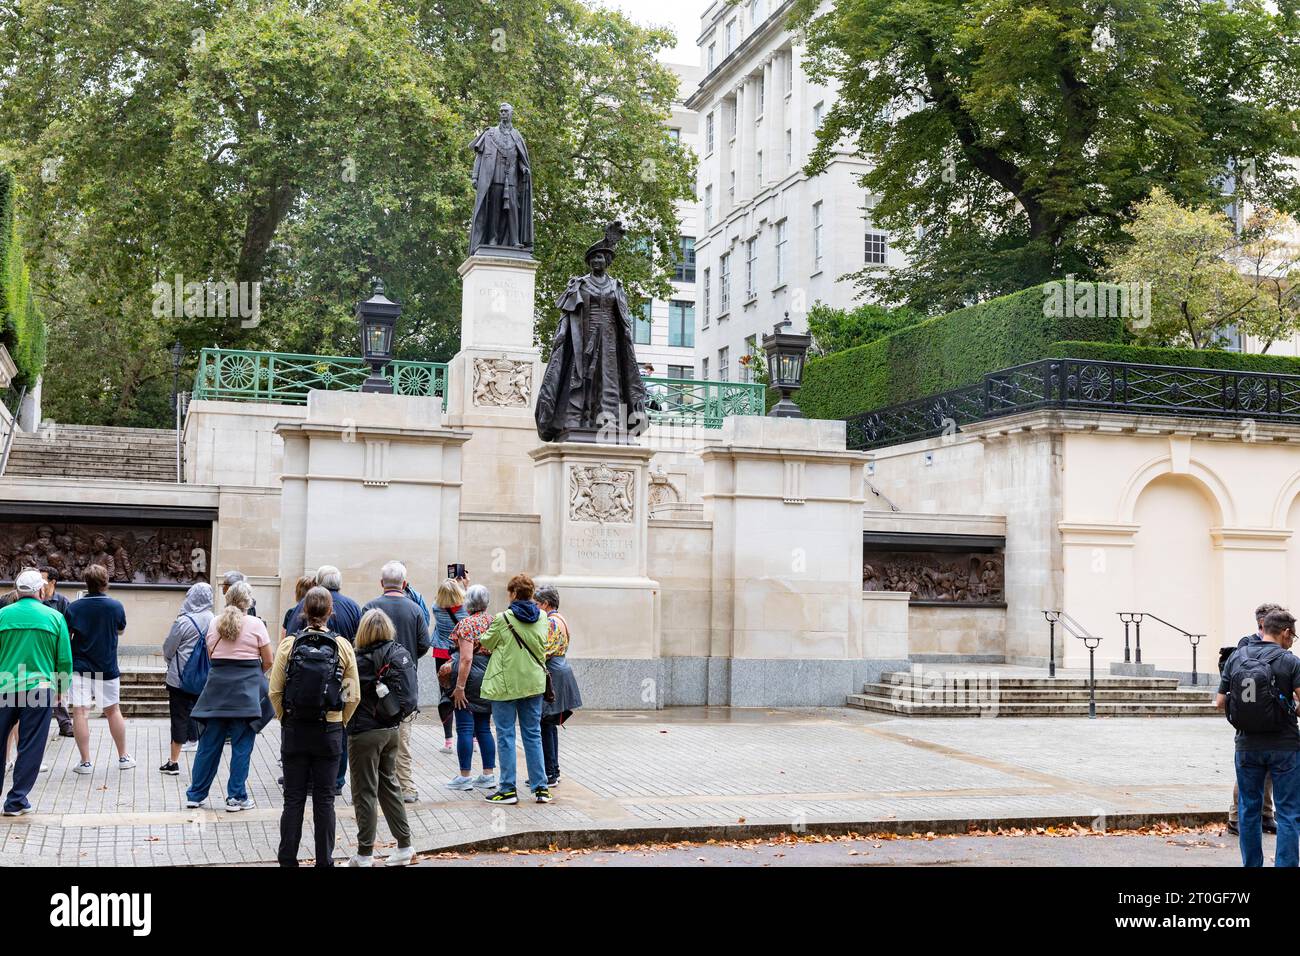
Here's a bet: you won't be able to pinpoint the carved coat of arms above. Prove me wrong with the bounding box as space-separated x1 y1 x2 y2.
473 357 531 407
569 463 635 524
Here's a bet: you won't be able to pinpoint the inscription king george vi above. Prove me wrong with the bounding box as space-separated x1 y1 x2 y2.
568 463 635 524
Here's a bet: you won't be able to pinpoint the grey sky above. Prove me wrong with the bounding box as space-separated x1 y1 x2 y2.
600 0 702 65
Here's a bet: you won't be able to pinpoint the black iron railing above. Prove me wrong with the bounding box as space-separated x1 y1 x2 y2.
845 358 1300 450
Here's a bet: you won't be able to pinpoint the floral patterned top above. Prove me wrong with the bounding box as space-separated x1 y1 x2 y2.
450 610 492 656
544 611 570 658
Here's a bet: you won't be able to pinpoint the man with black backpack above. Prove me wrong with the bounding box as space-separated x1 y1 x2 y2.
269 586 358 867
1217 608 1300 867
1223 602 1284 835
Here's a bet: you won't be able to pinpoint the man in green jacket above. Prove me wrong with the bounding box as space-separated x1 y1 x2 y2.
0 569 73 816
479 573 550 805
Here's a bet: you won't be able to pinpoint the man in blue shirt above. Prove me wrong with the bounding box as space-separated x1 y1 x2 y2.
64 564 134 775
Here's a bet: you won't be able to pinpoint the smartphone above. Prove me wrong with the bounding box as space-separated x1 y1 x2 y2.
447 563 467 580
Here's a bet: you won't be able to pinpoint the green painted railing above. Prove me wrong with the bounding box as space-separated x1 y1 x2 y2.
192 349 764 428
193 348 448 406
643 376 766 428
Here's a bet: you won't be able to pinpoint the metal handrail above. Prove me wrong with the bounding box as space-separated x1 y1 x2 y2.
1117 611 1207 685
1043 609 1104 717
0 384 28 478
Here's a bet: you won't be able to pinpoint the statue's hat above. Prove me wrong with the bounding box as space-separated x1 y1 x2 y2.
584 220 626 263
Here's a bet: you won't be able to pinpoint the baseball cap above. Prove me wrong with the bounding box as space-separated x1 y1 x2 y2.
15 568 44 594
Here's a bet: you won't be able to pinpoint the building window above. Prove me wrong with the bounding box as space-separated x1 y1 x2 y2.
668 300 695 348
757 77 765 117
705 112 715 154
745 236 757 299
785 129 792 169
674 236 696 283
725 18 737 54
718 346 730 382
702 357 709 379
755 150 763 188
864 225 888 265
708 42 716 71
668 364 694 380
741 334 758 382
812 201 823 271
702 268 711 327
813 100 824 129
635 302 653 344
784 52 793 94
704 185 713 227
729 99 738 137
719 253 731 314
667 127 680 143
728 169 735 206
749 0 764 28
775 219 788 286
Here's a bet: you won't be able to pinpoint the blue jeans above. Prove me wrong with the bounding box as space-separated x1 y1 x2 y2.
1235 749 1300 867
491 696 545 793
455 707 496 774
0 687 53 813
186 718 257 802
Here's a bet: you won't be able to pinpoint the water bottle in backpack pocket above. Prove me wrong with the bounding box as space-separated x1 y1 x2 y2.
370 642 419 727
283 629 345 721
1228 644 1292 733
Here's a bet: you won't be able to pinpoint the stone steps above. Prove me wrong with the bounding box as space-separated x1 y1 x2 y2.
847 670 1219 717
117 666 170 718
4 425 178 481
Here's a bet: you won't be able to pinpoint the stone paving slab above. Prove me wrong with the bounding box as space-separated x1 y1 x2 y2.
0 707 1236 865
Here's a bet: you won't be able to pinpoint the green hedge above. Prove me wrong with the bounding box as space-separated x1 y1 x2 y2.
1048 341 1300 375
796 283 1124 420
0 165 46 389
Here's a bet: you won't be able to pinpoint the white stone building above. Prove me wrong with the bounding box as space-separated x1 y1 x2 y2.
633 63 702 382
685 0 906 384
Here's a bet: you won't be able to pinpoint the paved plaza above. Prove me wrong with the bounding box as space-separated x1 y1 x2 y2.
0 706 1238 866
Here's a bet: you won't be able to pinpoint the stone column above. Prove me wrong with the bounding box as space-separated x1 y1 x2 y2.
445 253 545 515
530 441 662 708
700 416 870 706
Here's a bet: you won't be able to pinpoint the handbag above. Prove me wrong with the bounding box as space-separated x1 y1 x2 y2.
503 615 555 703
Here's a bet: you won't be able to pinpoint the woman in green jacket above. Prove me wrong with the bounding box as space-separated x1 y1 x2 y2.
479 573 550 805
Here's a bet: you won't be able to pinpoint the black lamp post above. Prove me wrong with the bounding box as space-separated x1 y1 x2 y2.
1042 610 1059 678
169 340 184 412
1118 612 1144 664
356 278 400 394
1079 633 1102 719
762 312 812 418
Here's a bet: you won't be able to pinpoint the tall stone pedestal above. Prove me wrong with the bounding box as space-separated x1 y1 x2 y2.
700 416 871 706
446 253 544 515
530 441 661 707
276 390 470 610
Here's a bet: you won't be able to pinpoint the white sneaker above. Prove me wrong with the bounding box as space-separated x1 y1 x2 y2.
72 761 93 775
225 796 255 812
386 845 415 866
470 773 497 789
181 741 198 753
348 854 377 867
39 763 49 773
117 755 136 770
185 799 205 809
2 805 33 817
445 775 475 791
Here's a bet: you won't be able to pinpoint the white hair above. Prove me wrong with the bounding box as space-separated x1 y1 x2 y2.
315 565 342 591
380 560 407 589
464 584 490 615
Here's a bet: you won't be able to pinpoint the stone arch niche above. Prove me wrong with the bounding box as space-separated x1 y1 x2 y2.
1287 495 1300 612
1131 474 1220 671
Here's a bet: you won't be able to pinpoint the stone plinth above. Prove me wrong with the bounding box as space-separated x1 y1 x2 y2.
276 390 470 615
529 441 661 677
446 253 543 514
700 416 870 705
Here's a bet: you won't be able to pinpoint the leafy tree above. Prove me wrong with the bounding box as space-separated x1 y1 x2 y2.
1105 188 1300 350
806 301 920 356
0 0 694 425
790 0 1300 315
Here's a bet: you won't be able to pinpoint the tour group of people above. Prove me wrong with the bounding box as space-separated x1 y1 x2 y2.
0 560 582 867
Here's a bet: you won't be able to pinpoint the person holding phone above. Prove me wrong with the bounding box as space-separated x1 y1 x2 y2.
432 579 467 752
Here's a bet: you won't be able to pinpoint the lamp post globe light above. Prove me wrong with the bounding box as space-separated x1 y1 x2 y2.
761 312 812 419
357 278 400 394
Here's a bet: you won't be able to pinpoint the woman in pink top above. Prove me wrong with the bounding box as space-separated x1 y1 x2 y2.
185 582 274 811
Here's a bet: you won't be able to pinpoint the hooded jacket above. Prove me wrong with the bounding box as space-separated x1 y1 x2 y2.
162 583 214 690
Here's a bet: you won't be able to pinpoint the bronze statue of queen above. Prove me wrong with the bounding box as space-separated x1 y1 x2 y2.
535 221 648 443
